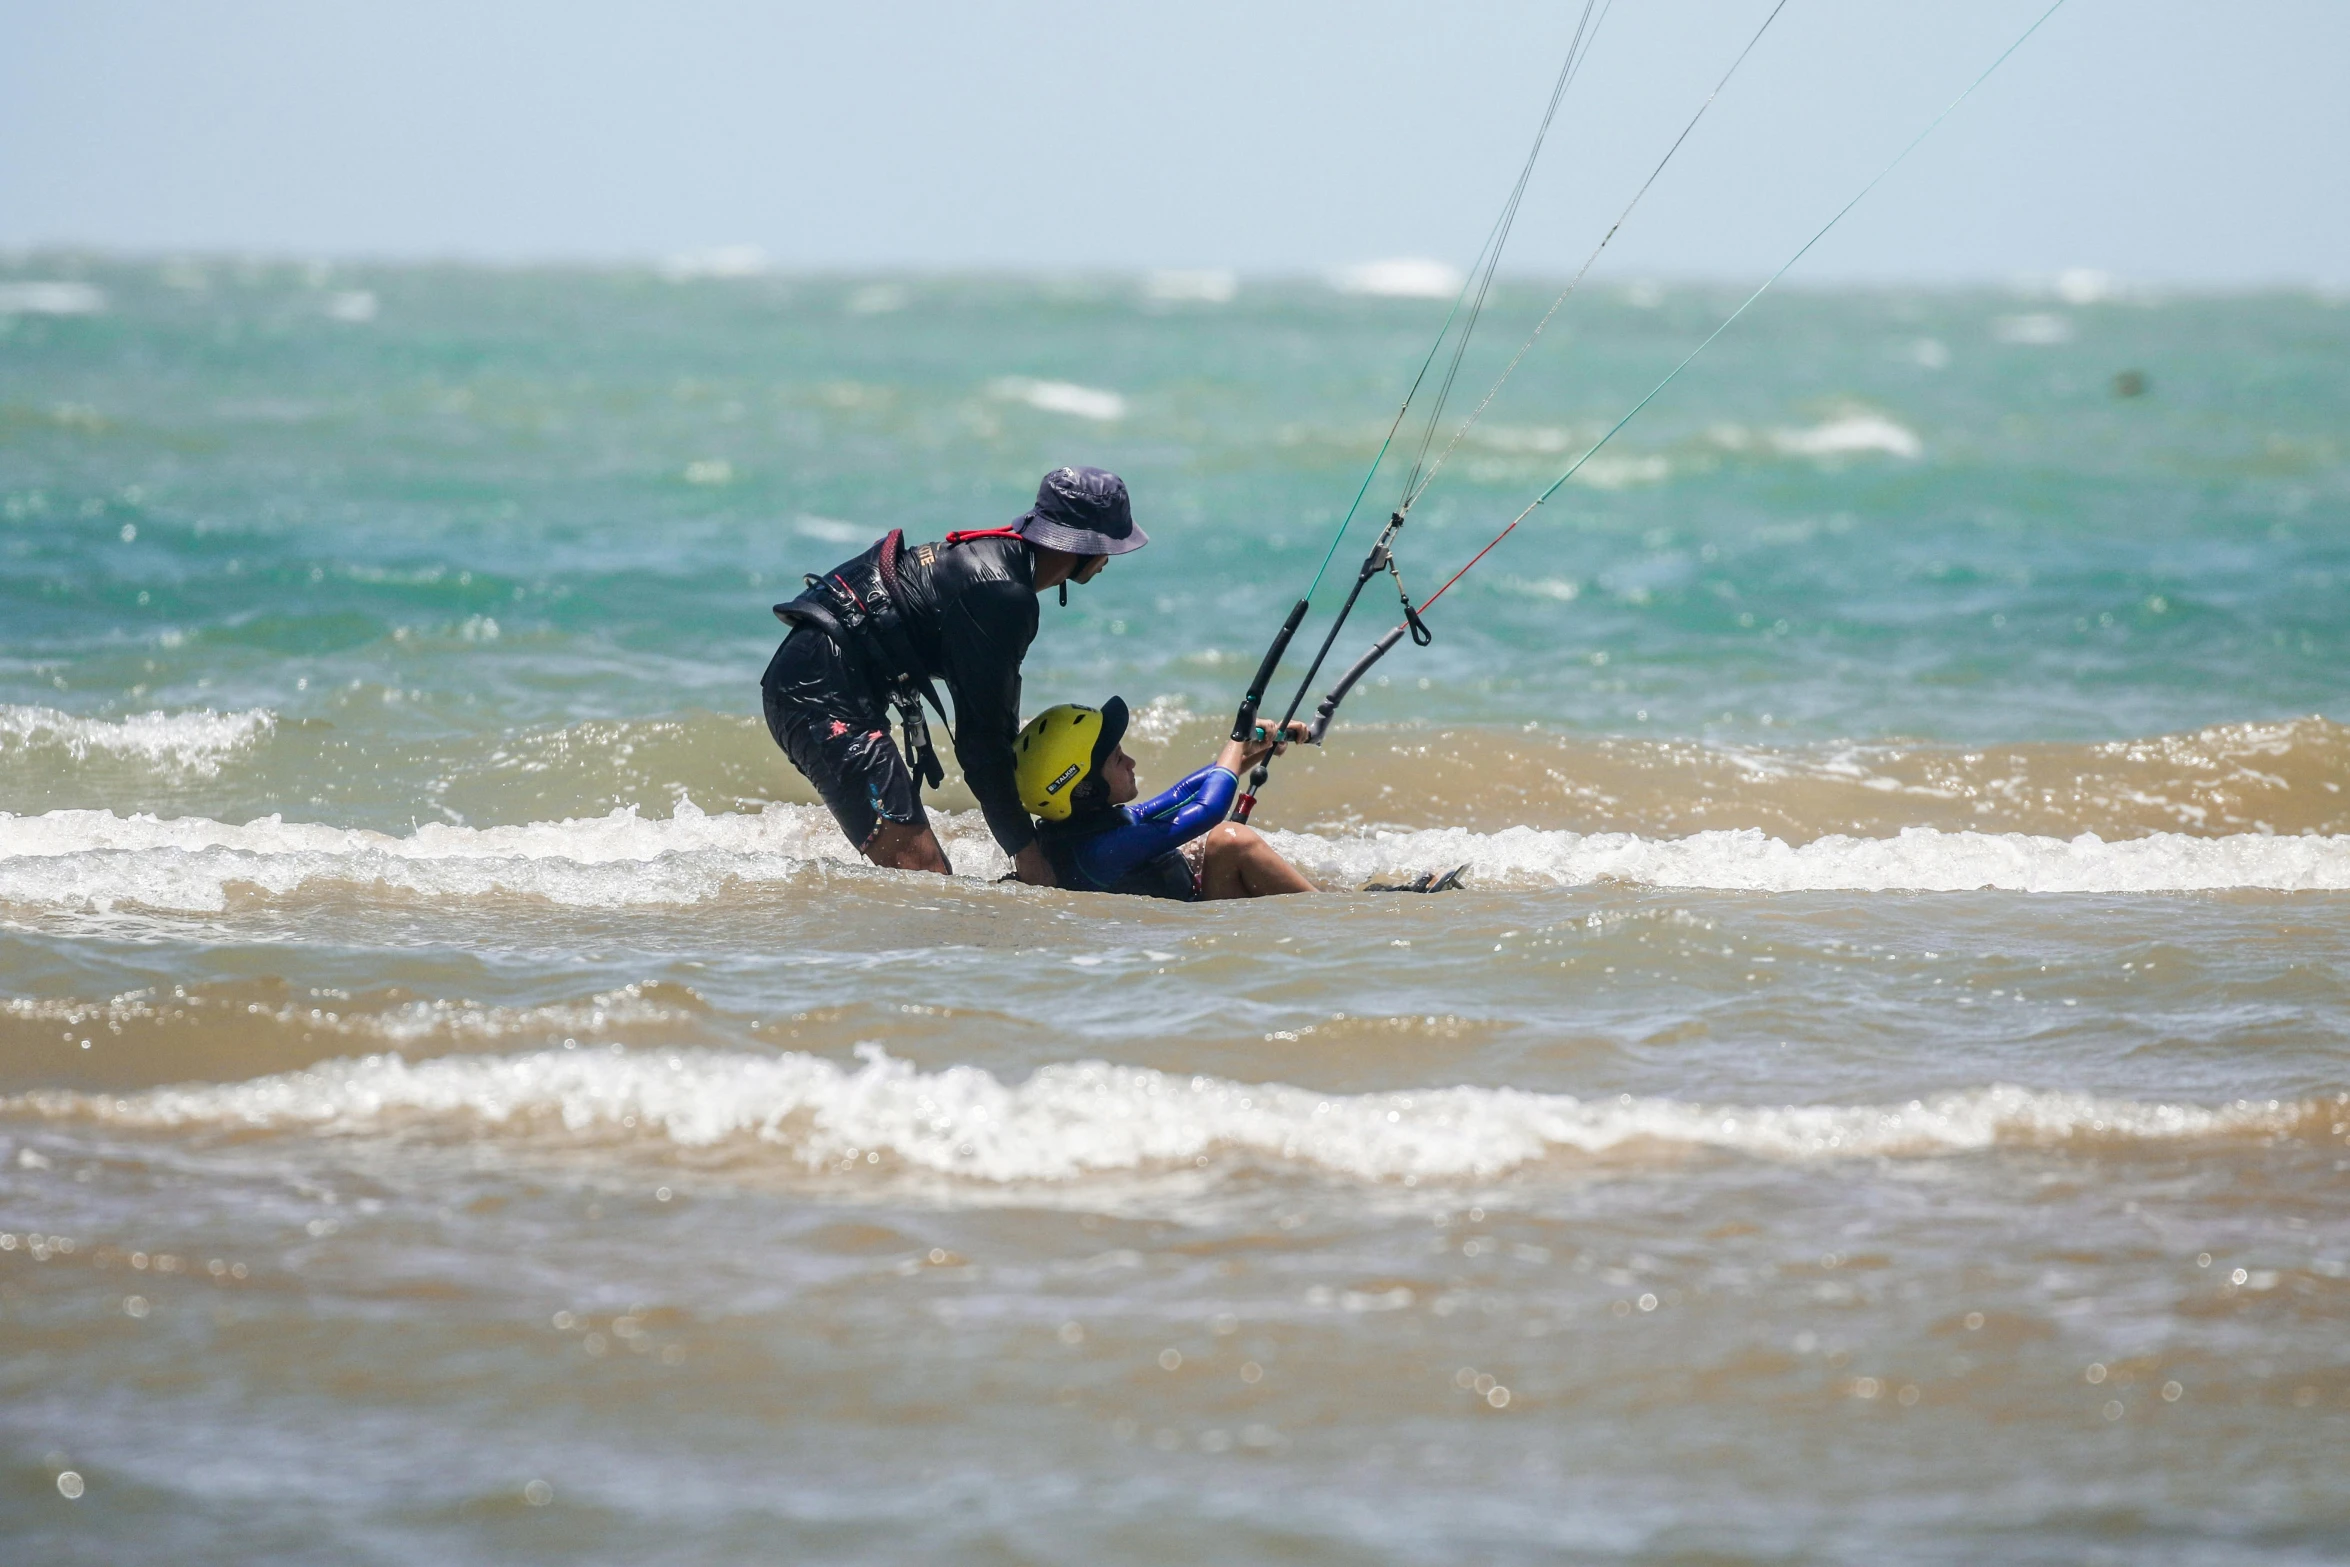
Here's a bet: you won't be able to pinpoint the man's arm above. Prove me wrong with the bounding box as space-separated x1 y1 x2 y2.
938 576 1041 859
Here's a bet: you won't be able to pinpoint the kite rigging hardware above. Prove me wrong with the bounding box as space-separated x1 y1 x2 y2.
1229 509 1428 822
801 530 950 790
1227 0 2074 824
1226 0 1786 822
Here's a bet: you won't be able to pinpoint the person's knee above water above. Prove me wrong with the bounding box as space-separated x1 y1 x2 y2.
759 466 1144 884
1014 696 1317 900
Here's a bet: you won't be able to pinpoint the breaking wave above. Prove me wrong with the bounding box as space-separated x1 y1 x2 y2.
1 980 698 1048
1264 822 2350 894
11 1045 2336 1183
1 802 2345 913
0 801 1001 912
0 705 275 777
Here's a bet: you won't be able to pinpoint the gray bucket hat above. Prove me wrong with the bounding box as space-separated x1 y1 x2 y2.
1015 466 1149 556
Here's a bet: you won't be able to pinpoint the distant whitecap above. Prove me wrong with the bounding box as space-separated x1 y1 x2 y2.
794 515 870 545
1329 259 1464 300
989 377 1126 422
845 283 908 315
1994 313 2073 346
0 282 106 316
1144 269 1237 304
2055 268 2118 305
1570 453 1672 489
1771 414 1923 461
657 245 768 282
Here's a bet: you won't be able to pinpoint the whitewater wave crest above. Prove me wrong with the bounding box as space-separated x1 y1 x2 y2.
2 805 2347 913
0 800 1006 912
0 705 275 777
2 979 701 1049
12 1046 2332 1183
1265 823 2350 895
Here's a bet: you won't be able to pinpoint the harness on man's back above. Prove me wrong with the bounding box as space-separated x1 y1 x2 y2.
797 529 950 790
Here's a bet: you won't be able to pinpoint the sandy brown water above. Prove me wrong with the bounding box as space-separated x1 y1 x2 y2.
8 870 2350 1564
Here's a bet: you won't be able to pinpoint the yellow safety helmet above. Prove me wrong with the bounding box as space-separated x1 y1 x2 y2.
1015 696 1129 820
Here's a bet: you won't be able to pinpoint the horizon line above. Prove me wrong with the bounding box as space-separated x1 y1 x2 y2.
4 246 2345 298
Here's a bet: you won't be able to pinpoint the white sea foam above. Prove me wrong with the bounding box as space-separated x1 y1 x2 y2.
3 807 2346 914
1771 414 1923 461
1994 312 2074 346
990 377 1126 422
0 281 106 316
1266 824 2350 894
2 980 698 1046
2055 268 2119 306
1470 424 1577 455
657 245 768 282
1570 453 1673 489
0 801 999 914
0 706 276 777
1121 696 1201 746
1499 576 1582 603
14 1045 2321 1183
1330 259 1464 300
1144 269 1238 304
845 283 908 315
794 514 871 545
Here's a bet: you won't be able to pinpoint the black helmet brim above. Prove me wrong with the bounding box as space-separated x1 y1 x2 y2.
1089 696 1130 776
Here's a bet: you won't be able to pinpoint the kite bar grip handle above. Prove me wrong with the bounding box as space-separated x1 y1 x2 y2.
1233 598 1309 742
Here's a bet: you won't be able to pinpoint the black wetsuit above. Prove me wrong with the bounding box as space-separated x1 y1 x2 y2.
762 534 1038 856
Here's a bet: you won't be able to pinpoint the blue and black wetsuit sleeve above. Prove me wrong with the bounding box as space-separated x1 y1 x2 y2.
1067 766 1238 890
939 575 1041 856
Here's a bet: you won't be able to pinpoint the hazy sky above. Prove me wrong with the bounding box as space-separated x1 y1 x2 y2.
4 0 2344 283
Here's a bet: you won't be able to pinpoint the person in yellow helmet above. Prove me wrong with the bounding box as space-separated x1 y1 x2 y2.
1015 697 1315 900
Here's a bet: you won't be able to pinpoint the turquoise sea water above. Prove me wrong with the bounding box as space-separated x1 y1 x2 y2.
6 263 2344 754
4 258 2348 1564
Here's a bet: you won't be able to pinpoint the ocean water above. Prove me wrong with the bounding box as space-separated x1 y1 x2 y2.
3 256 2347 1565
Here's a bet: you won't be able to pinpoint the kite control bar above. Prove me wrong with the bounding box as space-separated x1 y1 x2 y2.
1231 599 1308 744
1306 622 1410 744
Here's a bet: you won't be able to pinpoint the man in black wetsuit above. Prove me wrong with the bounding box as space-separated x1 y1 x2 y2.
761 465 1146 886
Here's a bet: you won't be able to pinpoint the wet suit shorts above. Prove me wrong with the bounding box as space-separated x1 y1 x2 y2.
761 629 928 851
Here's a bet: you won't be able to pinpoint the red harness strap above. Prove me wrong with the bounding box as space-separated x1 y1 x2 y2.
943 528 1026 547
